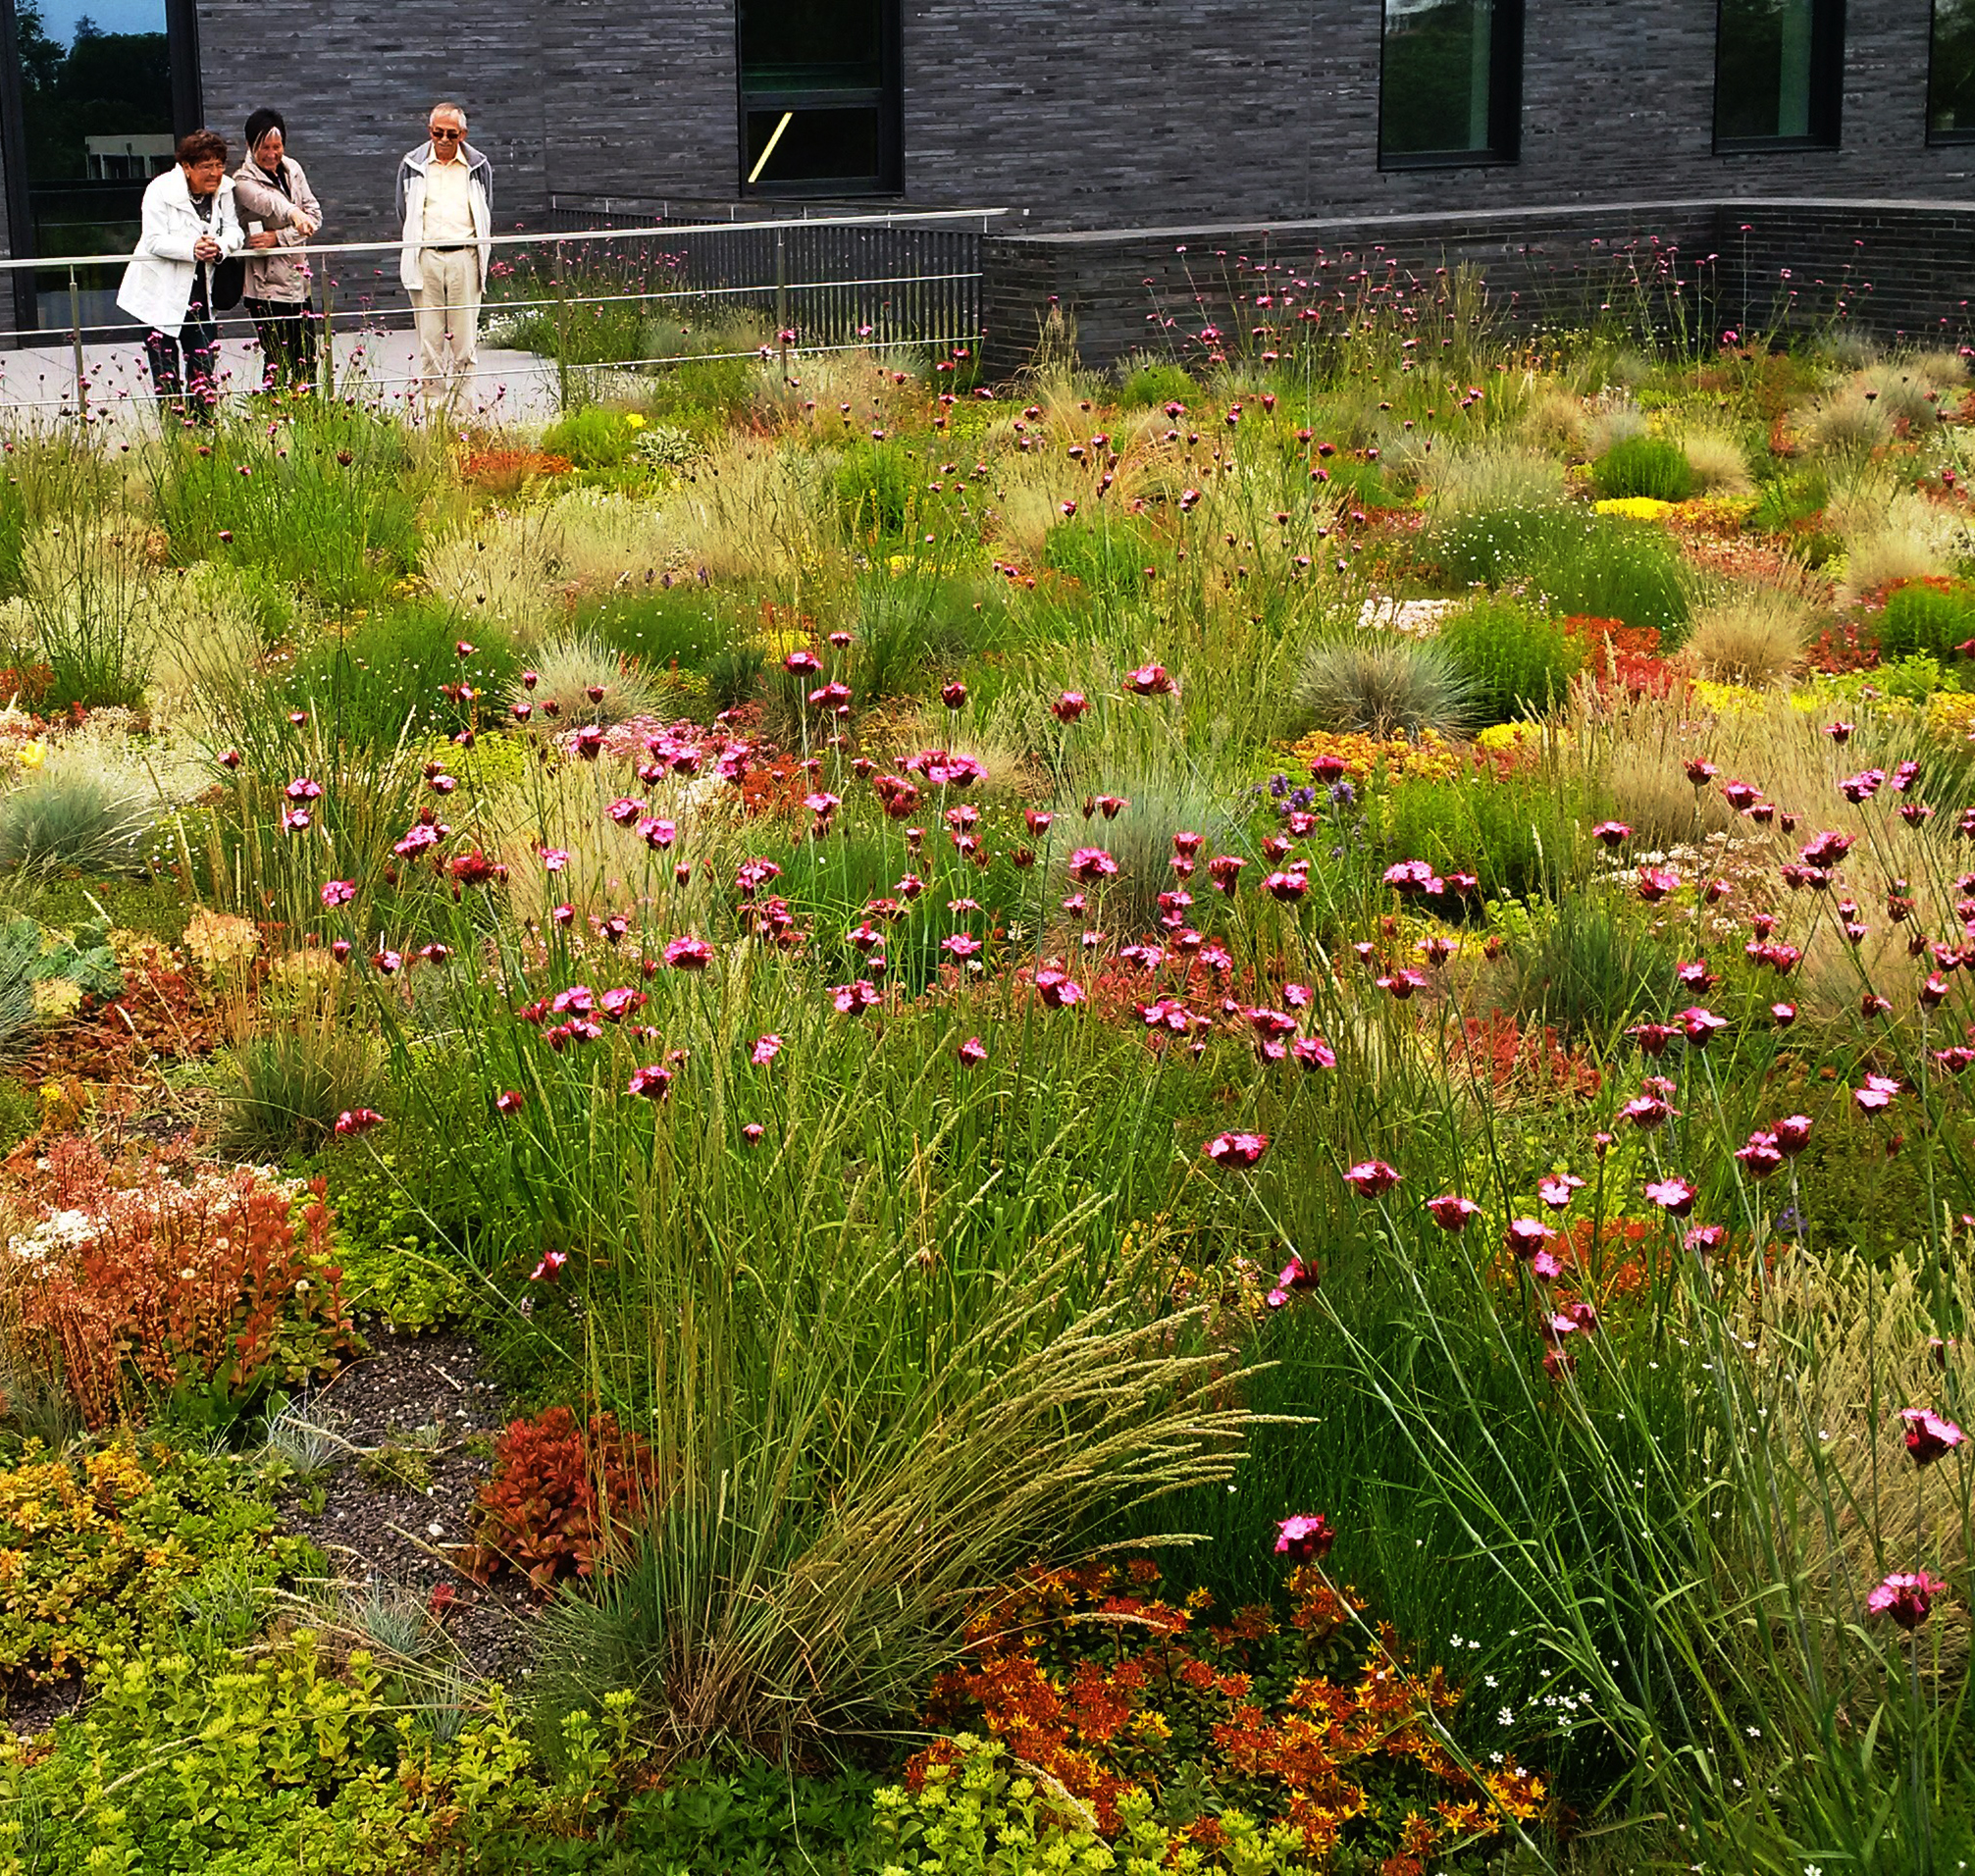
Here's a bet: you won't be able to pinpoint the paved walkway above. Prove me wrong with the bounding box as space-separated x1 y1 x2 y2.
0 328 563 431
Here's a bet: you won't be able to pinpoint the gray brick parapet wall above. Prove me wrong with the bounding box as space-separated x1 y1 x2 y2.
979 200 1975 379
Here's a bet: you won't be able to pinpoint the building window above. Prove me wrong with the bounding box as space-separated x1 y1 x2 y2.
1931 0 1975 139
738 0 901 196
1714 0 1845 149
1377 0 1523 168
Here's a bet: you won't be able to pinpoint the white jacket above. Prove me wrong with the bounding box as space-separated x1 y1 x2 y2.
116 167 246 334
395 140 493 292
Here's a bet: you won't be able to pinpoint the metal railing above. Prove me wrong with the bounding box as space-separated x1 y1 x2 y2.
0 205 1006 419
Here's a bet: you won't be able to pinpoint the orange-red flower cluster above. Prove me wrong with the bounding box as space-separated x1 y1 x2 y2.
917 1558 1545 1869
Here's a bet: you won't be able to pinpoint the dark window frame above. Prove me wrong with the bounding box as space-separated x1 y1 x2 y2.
1376 0 1525 172
0 0 202 338
1712 0 1845 153
1927 0 1975 143
736 0 904 198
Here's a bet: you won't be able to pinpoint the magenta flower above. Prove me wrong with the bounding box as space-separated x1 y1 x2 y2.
1868 1571 1947 1630
1068 846 1118 882
1208 855 1247 894
541 848 570 873
1824 720 1853 744
320 879 355 909
334 1108 385 1136
1426 1193 1481 1232
1292 1035 1336 1071
1678 1006 1727 1045
1537 1173 1585 1210
783 650 820 675
1051 692 1089 722
1125 663 1175 697
1622 1092 1677 1129
372 950 402 975
742 1121 765 1145
1629 1021 1676 1056
1901 1407 1967 1467
607 796 644 826
281 807 312 835
833 980 881 1016
1644 1176 1697 1217
942 933 983 961
1342 1159 1400 1198
1637 867 1680 904
1205 1130 1270 1168
1591 820 1632 847
529 1248 567 1282
1685 758 1718 786
1273 1511 1335 1563
1034 968 1082 1010
958 1035 987 1067
940 680 969 709
1505 1217 1555 1259
219 749 242 770
1382 860 1441 897
752 1034 782 1067
1854 1074 1901 1114
1265 1255 1318 1309
494 1089 526 1117
1264 869 1309 903
1684 1224 1727 1256
1771 1002 1797 1026
1736 1131 1784 1180
664 936 713 971
285 776 323 803
628 1065 673 1100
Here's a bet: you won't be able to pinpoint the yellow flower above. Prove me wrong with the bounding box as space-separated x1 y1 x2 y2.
1927 691 1975 740
624 412 648 429
1592 496 1675 522
16 740 44 770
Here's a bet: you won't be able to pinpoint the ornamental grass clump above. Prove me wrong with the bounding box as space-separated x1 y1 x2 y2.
1591 434 1694 503
1434 596 1583 726
1682 578 1819 686
1293 634 1475 740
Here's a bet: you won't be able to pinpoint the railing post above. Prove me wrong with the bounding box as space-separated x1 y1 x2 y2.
321 268 336 400
775 227 788 379
68 266 86 425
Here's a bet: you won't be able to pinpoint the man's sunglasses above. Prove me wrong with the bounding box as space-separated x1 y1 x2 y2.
429 128 464 140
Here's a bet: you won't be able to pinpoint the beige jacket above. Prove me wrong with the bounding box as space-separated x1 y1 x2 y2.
230 156 320 303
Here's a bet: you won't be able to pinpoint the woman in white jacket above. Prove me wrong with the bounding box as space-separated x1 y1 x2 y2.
116 129 249 421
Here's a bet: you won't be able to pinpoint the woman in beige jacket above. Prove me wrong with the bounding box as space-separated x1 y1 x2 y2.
231 109 323 393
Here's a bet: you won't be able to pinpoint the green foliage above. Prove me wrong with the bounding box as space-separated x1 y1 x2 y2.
221 1030 388 1156
1435 595 1585 725
870 1736 1322 1876
1117 361 1199 410
1293 633 1474 738
311 1145 475 1331
542 406 642 471
0 770 154 876
0 1436 312 1686
576 584 739 675
1497 892 1676 1038
1873 578 1975 662
281 606 523 756
0 912 121 1055
1429 499 1581 588
1591 434 1695 501
836 441 918 541
1515 514 1690 643
148 405 427 612
705 642 767 714
1041 514 1162 603
1377 764 1583 902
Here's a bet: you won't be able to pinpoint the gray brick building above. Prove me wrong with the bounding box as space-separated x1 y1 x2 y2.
0 0 1971 344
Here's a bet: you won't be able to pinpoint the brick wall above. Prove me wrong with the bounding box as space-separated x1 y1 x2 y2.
976 199 1975 378
188 0 1975 235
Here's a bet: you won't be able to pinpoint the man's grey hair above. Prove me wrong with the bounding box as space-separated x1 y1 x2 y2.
429 101 469 125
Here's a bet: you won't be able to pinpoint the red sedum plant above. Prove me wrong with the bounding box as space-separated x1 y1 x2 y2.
465 1405 661 1594
4 1137 354 1428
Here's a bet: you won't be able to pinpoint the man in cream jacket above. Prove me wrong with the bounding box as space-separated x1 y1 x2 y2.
395 102 494 400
